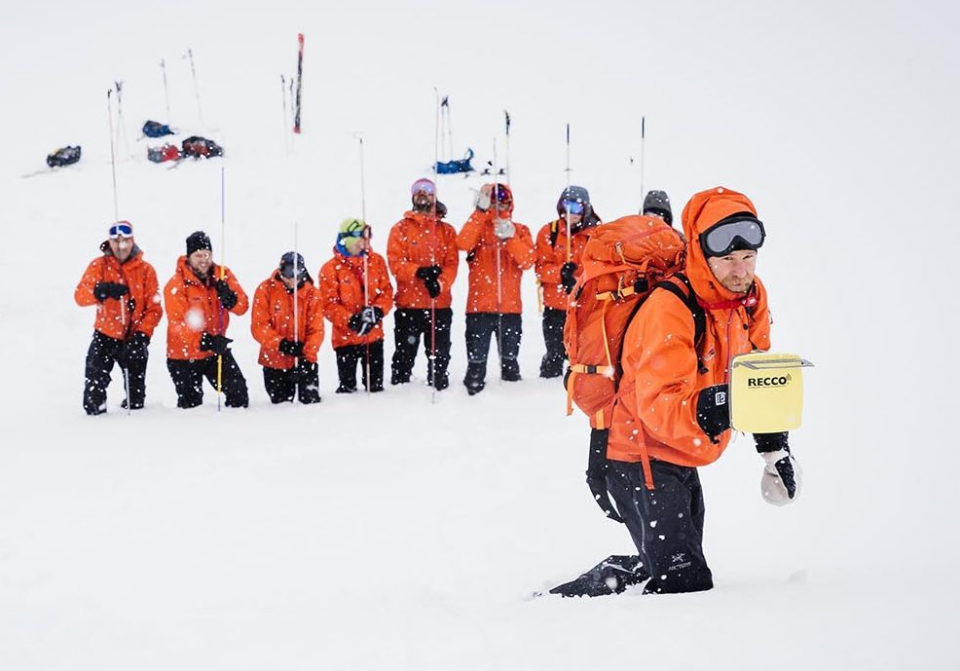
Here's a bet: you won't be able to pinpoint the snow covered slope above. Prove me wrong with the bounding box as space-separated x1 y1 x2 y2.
1 1 958 669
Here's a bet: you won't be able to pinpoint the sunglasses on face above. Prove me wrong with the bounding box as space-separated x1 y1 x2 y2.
108 222 134 238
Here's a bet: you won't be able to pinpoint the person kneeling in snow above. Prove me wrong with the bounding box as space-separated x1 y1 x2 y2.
551 186 802 597
74 221 163 414
163 231 250 409
320 219 394 393
251 252 324 404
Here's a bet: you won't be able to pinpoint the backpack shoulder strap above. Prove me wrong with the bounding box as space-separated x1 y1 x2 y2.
655 273 708 374
549 219 560 248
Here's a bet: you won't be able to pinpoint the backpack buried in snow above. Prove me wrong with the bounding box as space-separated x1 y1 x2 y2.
147 144 182 163
563 215 687 429
46 145 81 168
181 136 223 159
142 120 174 138
434 148 474 175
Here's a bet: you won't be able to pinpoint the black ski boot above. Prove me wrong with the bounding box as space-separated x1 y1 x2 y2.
549 555 649 598
464 362 486 396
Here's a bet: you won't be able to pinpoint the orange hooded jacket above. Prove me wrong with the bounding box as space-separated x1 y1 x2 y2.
163 256 249 360
386 211 459 310
456 201 535 314
75 242 163 341
319 249 394 348
250 273 325 369
607 187 772 481
534 219 592 311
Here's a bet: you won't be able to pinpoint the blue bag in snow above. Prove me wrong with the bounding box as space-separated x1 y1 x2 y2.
434 148 475 175
142 120 174 138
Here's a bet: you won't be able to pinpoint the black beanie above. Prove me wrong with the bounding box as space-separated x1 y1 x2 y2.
186 231 212 256
642 190 673 226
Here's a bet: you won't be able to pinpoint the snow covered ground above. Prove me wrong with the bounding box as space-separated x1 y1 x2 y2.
2 1 958 668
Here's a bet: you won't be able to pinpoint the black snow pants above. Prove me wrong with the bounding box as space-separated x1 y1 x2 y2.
391 307 452 386
540 307 567 378
335 340 385 392
606 459 714 594
263 361 321 404
83 330 148 415
167 353 249 409
464 312 522 392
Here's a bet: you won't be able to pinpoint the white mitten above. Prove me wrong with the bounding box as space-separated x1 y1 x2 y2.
761 449 802 506
476 184 493 212
494 218 515 240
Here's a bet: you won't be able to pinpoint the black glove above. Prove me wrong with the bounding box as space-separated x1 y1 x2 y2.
348 311 367 335
352 306 384 336
117 331 150 368
424 278 441 299
585 429 624 524
560 262 578 294
278 339 304 357
415 265 442 281
94 281 129 302
214 279 238 310
199 332 233 355
755 432 801 504
696 384 730 441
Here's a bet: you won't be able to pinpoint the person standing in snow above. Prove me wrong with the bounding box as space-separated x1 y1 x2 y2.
534 185 602 379
455 182 536 395
319 219 394 393
163 231 249 409
551 186 802 597
74 221 163 414
386 178 459 391
250 252 324 404
641 189 674 227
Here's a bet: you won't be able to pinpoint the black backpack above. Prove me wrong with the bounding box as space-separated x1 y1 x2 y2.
181 136 223 159
47 146 81 168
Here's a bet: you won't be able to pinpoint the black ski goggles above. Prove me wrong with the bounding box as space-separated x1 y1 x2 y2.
699 215 765 258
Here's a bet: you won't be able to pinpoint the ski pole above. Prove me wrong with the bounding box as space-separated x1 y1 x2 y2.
217 163 226 413
114 80 129 157
429 88 441 403
107 89 131 416
504 110 511 184
293 221 299 403
281 75 289 153
185 48 204 126
294 33 304 134
565 123 572 263
640 116 646 204
160 59 171 123
493 138 503 379
356 134 372 395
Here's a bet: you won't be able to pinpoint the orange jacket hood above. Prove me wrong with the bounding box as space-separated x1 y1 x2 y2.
681 186 759 304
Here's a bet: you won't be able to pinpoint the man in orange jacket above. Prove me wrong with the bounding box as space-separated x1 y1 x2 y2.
551 186 802 597
456 182 535 394
386 178 459 390
320 219 394 393
163 231 250 409
75 221 163 414
251 252 324 404
534 185 601 378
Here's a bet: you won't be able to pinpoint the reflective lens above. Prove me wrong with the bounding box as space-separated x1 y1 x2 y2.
562 200 585 216
495 184 511 204
108 222 134 238
700 216 765 257
411 179 436 196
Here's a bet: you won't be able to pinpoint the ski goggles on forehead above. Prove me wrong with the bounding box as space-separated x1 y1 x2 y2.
339 225 371 239
108 222 134 238
561 200 584 215
699 215 766 258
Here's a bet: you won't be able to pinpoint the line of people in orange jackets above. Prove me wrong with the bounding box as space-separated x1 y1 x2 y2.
75 179 672 414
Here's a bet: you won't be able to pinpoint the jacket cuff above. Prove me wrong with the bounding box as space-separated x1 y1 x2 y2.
754 432 789 454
